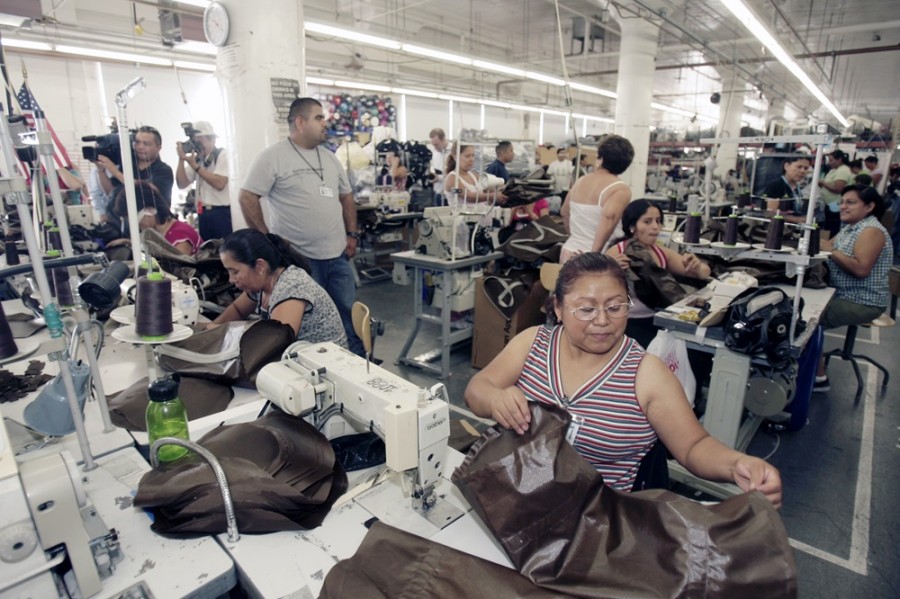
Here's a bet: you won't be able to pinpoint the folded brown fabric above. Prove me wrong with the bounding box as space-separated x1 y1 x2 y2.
134 411 347 534
108 375 234 431
624 240 688 310
319 521 563 598
451 403 797 599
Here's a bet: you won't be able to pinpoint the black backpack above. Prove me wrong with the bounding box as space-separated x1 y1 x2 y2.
724 287 804 370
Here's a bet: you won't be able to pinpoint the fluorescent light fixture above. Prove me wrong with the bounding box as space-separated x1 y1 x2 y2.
334 80 391 92
392 88 439 99
542 109 569 118
439 94 477 103
525 71 565 86
0 15 30 28
305 22 402 51
472 60 526 78
2 39 53 51
651 102 695 117
402 44 473 65
480 99 513 109
307 77 336 86
177 41 218 56
176 0 210 7
56 45 173 66
568 82 617 99
174 60 216 72
572 113 616 124
718 0 849 127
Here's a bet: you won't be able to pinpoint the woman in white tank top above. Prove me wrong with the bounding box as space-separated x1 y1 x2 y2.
561 135 635 263
443 143 506 204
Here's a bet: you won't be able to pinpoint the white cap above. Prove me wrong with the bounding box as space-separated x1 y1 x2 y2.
192 121 216 137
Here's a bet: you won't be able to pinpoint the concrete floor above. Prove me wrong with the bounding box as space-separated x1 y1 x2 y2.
357 276 900 599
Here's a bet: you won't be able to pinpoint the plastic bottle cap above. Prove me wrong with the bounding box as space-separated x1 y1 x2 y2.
148 376 179 402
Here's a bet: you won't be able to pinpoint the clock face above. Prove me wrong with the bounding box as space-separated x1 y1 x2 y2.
203 1 230 47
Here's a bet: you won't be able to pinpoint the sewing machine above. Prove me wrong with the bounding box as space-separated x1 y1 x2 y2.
416 205 507 260
256 341 461 521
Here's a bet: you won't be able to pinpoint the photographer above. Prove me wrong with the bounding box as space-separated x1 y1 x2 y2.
94 125 174 210
176 121 231 240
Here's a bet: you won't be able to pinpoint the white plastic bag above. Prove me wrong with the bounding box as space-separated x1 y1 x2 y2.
646 330 696 407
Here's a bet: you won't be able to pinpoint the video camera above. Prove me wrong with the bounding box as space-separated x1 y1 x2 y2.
181 122 202 155
82 130 128 166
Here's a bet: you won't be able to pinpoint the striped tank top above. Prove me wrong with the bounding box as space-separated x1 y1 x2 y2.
517 325 657 491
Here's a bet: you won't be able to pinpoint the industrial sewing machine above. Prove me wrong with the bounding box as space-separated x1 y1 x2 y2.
256 341 464 525
416 205 509 260
0 418 122 598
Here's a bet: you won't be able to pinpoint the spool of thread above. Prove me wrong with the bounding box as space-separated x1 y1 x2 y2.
724 214 739 246
765 212 785 250
135 273 174 339
45 249 61 298
0 302 19 359
47 227 62 251
668 196 677 213
52 267 75 307
808 225 820 257
4 240 19 265
683 213 702 244
737 193 751 208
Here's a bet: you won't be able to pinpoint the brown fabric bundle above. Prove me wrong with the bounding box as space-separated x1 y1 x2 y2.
451 403 797 599
134 410 347 534
499 216 567 264
319 521 559 598
156 319 296 387
107 375 234 431
624 240 689 310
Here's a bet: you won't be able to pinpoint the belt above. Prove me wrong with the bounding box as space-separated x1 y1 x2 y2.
204 205 231 210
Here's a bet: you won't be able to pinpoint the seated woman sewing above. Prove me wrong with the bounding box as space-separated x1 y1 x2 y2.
605 199 711 348
443 143 506 204
814 185 893 390
210 229 348 347
465 253 781 506
109 182 201 256
763 155 823 224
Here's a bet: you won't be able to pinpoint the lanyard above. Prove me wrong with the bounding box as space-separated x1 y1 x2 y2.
288 139 324 182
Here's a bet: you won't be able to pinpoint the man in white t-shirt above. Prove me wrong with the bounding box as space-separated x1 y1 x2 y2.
176 121 231 240
547 146 575 199
428 127 450 204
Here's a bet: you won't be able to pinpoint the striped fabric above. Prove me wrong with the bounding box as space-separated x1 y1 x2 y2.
517 325 657 491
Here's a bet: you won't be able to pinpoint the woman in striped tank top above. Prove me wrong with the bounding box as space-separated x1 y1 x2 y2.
465 253 781 507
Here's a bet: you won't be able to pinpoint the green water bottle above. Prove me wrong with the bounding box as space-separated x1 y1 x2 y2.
146 374 189 462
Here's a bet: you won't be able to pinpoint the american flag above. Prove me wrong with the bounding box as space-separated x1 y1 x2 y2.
15 82 74 183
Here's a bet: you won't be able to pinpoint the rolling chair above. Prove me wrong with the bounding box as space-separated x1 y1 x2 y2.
351 301 385 366
823 314 894 404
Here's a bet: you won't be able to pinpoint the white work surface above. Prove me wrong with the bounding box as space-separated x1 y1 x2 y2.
1 299 136 461
217 448 511 599
88 447 236 597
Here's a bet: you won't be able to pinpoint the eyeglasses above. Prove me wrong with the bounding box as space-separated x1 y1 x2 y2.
565 299 633 322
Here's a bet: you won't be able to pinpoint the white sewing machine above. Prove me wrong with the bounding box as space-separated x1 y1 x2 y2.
416 205 508 260
256 341 461 521
0 414 236 598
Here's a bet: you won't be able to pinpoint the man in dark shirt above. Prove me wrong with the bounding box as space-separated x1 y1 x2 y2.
486 140 514 183
95 125 174 210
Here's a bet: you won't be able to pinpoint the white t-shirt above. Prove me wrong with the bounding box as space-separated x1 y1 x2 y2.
547 159 574 193
184 148 230 207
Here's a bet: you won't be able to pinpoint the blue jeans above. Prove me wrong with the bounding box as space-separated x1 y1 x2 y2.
308 255 365 356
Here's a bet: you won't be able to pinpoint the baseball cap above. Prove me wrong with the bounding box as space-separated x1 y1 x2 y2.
192 121 217 137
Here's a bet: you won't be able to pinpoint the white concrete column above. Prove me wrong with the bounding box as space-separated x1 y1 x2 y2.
612 17 658 196
214 0 306 230
714 68 745 177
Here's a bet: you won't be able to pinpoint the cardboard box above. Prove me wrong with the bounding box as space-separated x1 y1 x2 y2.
471 275 548 369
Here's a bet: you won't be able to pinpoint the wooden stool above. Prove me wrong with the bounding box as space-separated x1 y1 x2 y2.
824 314 894 404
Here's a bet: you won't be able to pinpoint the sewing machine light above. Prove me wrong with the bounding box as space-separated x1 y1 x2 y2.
115 77 146 107
78 261 130 310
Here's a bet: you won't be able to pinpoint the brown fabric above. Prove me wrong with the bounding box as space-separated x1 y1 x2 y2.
624 240 689 310
107 376 234 431
156 319 296 387
451 403 797 599
319 522 561 599
134 410 347 534
499 216 567 264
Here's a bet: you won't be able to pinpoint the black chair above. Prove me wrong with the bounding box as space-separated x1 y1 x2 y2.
823 315 893 404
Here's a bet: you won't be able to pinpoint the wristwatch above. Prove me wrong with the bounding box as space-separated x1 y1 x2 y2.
346 231 359 239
